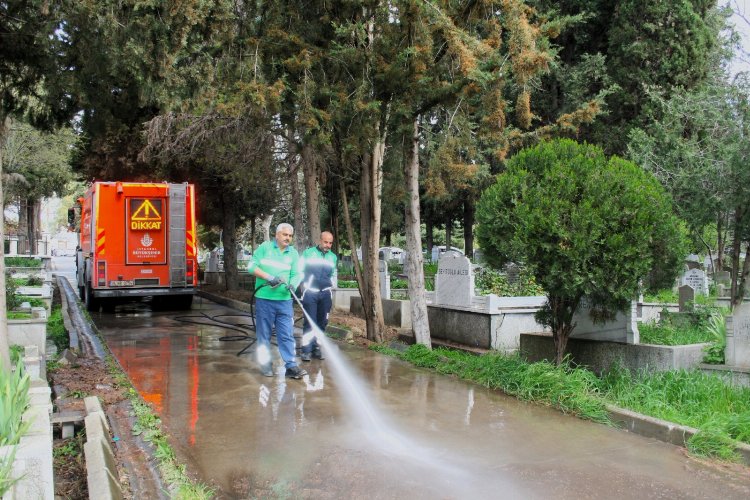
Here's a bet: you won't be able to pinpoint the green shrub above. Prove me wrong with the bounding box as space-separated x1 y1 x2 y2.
17 297 44 308
338 280 358 289
475 267 544 297
643 289 678 303
25 275 44 287
47 307 69 352
702 312 726 364
4 257 42 268
0 363 31 447
5 276 20 311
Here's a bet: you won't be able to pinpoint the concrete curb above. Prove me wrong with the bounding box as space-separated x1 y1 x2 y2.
196 290 252 313
607 405 750 465
84 396 123 500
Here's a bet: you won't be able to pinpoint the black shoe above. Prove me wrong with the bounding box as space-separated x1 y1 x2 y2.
312 348 325 360
301 352 312 362
260 364 273 377
285 366 307 379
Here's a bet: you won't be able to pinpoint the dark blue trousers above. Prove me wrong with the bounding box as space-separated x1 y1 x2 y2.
301 290 332 353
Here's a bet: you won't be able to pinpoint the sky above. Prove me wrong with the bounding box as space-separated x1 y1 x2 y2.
727 0 750 75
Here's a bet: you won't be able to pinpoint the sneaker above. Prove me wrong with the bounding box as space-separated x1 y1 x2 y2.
312 348 325 360
301 352 312 362
260 364 274 377
285 366 307 379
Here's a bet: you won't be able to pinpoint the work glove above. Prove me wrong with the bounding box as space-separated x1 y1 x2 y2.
267 276 283 288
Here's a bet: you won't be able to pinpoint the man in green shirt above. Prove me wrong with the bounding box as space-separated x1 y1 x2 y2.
248 223 306 379
299 231 337 361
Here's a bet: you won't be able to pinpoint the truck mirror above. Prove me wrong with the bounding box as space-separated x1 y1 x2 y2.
68 208 76 226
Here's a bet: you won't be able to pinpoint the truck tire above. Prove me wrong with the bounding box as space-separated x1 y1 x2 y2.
84 283 100 312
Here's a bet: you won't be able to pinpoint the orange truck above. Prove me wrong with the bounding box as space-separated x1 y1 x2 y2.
76 181 198 311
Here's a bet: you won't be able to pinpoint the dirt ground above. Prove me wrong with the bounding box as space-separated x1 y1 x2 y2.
49 354 132 499
48 285 397 499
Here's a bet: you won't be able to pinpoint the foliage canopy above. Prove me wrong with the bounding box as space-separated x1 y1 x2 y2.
476 138 687 362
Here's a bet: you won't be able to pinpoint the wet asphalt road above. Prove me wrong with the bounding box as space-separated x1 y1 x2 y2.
52 257 750 499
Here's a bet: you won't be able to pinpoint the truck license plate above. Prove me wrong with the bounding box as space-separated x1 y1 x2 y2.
109 280 135 287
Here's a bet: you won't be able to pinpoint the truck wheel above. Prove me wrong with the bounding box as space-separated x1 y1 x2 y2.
84 283 100 312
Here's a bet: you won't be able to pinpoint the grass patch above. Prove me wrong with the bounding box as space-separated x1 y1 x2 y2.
4 257 42 268
642 289 678 303
6 312 31 320
47 306 69 352
638 322 714 346
598 366 750 441
371 344 609 423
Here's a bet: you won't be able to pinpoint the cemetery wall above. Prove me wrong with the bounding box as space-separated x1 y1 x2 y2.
520 333 709 374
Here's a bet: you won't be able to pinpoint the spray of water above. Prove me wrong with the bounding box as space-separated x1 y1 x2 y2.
290 292 456 470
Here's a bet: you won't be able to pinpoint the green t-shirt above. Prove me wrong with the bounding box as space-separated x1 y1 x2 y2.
248 240 301 300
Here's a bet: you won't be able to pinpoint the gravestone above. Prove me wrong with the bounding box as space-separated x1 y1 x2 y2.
678 284 695 312
571 297 639 344
379 259 390 300
504 263 520 284
681 268 707 295
716 271 731 286
726 302 750 368
435 253 474 308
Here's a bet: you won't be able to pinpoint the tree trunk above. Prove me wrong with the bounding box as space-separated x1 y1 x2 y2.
737 241 750 307
261 213 273 242
731 209 743 308
464 198 475 259
716 213 725 272
405 117 431 347
426 220 434 259
18 197 29 254
221 190 239 291
327 174 341 255
0 117 12 369
445 217 452 249
548 295 578 365
302 143 321 247
360 146 385 343
31 199 41 254
341 180 363 291
290 160 305 252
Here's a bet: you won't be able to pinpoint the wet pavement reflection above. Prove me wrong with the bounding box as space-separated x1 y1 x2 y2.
92 296 750 499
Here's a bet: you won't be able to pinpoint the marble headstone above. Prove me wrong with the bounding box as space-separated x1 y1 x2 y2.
681 268 707 295
726 302 750 368
435 253 474 308
678 284 695 312
379 259 390 300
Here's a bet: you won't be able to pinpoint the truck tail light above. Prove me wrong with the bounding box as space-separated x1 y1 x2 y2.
186 259 194 285
97 261 106 287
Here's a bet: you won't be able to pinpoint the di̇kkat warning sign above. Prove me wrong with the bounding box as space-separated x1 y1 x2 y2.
126 198 167 264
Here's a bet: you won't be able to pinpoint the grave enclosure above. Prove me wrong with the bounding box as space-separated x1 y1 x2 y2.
343 254 716 374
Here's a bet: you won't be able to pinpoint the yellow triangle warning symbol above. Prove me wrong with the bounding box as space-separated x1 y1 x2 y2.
131 200 162 221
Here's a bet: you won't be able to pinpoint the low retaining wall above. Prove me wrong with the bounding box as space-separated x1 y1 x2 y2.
8 307 48 380
639 303 678 324
700 364 750 387
350 296 411 329
84 396 123 500
520 333 709 374
1 355 55 499
333 288 360 312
